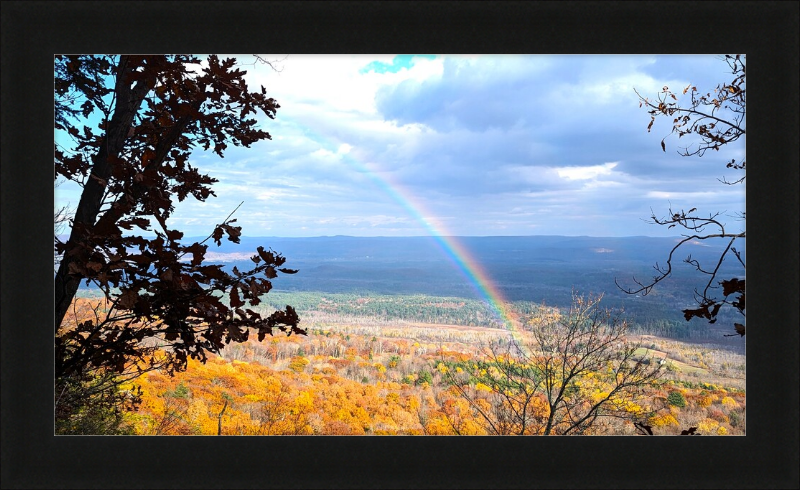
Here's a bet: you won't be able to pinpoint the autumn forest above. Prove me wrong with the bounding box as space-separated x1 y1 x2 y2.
62 286 747 436
52 55 748 438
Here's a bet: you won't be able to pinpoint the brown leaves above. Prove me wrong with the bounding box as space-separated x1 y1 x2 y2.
721 278 746 322
256 305 304 342
212 221 242 246
230 286 244 308
85 261 103 273
682 301 722 323
118 289 138 309
185 243 207 267
194 264 225 281
55 54 301 380
166 229 184 242
721 278 745 297
118 217 151 231
160 269 174 282
682 277 745 336
257 245 275 264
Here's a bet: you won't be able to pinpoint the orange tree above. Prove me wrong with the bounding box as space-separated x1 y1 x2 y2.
617 54 746 337
54 55 303 432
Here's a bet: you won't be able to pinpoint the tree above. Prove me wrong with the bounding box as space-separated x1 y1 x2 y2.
441 294 663 435
54 55 304 430
617 54 746 337
54 180 72 271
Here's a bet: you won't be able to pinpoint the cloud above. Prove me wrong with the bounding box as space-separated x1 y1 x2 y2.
555 162 619 181
55 54 746 238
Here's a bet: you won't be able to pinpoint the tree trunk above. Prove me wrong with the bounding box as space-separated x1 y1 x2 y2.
217 399 228 435
54 56 155 332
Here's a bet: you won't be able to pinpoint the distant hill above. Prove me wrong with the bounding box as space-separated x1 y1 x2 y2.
70 235 745 334
184 236 743 326
183 234 744 266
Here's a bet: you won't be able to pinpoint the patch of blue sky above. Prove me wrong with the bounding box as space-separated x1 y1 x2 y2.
360 54 437 74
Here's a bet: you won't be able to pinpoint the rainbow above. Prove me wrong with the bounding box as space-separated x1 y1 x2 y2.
286 121 531 351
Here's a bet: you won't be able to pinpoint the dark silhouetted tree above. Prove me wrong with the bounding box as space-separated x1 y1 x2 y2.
617 54 746 338
54 55 304 431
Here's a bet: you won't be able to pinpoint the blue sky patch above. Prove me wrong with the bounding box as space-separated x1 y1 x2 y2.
360 54 437 74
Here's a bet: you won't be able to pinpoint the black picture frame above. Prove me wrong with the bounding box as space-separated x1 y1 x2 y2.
2 1 797 488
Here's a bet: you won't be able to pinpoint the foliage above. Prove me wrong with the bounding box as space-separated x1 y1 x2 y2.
728 409 742 428
259 291 509 328
218 287 742 342
54 55 303 398
172 382 190 398
667 390 687 408
287 355 310 373
55 365 140 435
124 303 745 435
648 412 679 428
415 370 433 386
441 294 664 435
618 54 746 337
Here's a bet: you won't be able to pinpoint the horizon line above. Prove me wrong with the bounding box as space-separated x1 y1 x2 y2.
179 233 690 239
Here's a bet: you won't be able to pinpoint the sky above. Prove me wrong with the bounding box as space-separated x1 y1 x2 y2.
55 55 746 238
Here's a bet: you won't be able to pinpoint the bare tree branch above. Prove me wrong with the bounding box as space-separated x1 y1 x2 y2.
619 55 746 336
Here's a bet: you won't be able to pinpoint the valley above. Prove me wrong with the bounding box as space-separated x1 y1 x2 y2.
71 235 746 435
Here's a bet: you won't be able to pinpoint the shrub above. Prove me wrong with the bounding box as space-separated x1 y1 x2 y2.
708 409 729 424
288 355 310 373
698 395 715 408
171 383 190 399
667 390 687 408
416 370 433 386
55 370 139 435
728 410 742 427
649 413 679 428
697 418 720 434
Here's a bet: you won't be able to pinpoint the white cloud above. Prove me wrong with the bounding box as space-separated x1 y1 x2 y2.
245 55 444 118
56 55 746 238
555 162 619 180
